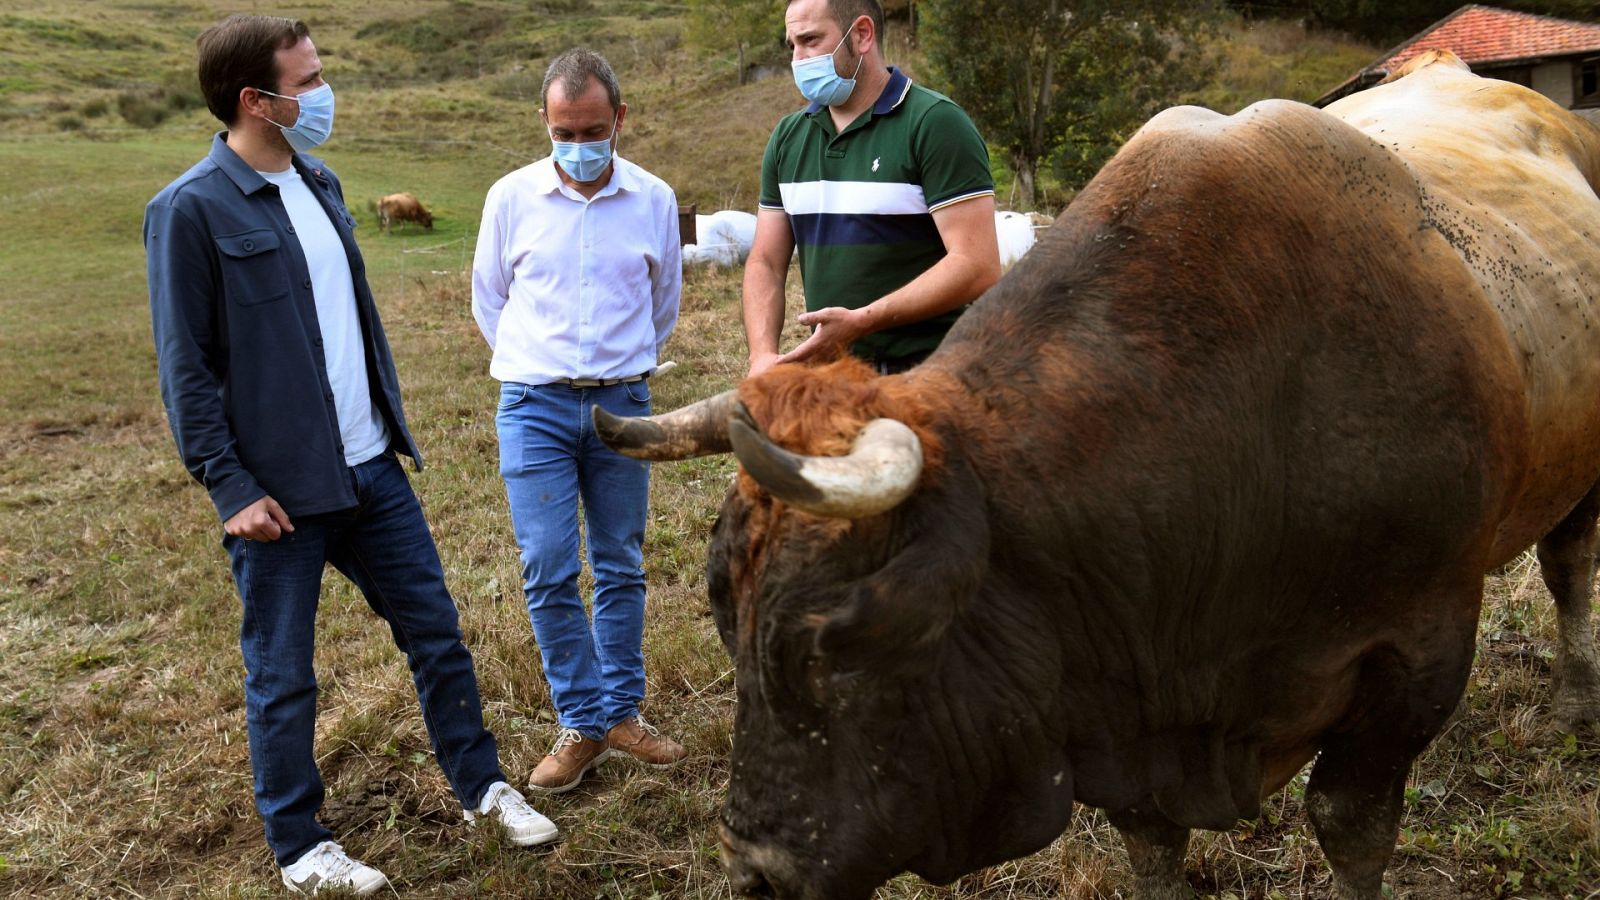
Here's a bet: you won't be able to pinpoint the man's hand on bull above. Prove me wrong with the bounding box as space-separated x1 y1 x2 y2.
777 305 872 366
746 350 783 379
224 494 295 542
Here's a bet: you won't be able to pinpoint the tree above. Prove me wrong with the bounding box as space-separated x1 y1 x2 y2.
687 0 783 86
922 0 1220 207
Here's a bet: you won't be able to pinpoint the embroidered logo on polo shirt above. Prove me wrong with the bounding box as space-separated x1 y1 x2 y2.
872 157 881 172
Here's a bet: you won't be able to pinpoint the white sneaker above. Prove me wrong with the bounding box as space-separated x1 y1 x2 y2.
466 780 560 847
279 840 389 896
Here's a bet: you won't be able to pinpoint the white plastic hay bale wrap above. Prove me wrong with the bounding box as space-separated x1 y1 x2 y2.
682 210 758 267
994 210 1036 268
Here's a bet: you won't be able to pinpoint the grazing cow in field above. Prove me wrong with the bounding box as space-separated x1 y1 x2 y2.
595 52 1600 899
377 192 433 232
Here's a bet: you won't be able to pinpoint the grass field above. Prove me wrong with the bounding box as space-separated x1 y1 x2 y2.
1 2 1597 898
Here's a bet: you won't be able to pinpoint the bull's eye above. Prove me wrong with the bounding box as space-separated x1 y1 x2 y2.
803 654 833 706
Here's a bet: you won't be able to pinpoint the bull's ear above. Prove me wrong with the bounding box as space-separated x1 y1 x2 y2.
811 460 990 672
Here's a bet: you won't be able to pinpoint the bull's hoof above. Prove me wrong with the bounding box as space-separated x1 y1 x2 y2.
1130 874 1193 899
1552 657 1600 734
1551 693 1600 734
1330 876 1385 900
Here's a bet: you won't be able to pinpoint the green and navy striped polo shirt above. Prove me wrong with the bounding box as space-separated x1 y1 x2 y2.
759 66 995 361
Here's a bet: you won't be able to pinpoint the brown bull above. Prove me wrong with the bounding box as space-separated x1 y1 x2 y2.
597 52 1600 898
376 191 433 232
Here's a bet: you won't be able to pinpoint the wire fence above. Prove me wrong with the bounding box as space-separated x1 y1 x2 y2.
393 234 474 295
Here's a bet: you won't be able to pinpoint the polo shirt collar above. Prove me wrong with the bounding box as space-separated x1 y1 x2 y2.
804 65 912 117
873 66 913 115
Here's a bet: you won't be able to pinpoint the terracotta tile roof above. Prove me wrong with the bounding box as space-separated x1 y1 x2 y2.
1315 4 1600 105
1379 4 1600 70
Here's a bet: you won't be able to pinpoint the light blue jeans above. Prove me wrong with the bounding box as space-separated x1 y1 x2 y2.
496 380 652 740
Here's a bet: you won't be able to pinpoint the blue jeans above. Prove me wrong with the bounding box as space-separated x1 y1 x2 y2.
224 452 504 866
496 381 652 741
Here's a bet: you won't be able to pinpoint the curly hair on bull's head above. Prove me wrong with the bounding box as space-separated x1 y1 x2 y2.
735 357 945 467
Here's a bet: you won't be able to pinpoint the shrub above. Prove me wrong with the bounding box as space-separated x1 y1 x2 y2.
486 67 543 102
159 68 203 113
113 72 202 129
116 91 170 128
529 0 594 12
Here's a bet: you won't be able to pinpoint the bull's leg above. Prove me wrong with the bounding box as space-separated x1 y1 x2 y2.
1305 748 1405 900
1305 619 1474 900
1107 803 1191 900
1536 482 1600 732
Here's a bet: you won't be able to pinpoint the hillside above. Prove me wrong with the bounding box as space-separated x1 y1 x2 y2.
0 1 1383 210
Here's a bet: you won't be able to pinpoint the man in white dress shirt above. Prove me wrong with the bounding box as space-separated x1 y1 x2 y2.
472 48 684 793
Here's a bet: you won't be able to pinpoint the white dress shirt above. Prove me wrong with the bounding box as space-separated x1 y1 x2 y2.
472 155 681 384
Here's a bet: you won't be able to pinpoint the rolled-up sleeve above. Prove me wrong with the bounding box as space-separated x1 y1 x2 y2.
145 200 264 522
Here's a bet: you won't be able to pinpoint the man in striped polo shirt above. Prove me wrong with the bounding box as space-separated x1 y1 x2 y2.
743 0 1002 377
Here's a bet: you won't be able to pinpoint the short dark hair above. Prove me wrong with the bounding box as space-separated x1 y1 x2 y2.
196 14 310 125
541 48 622 112
790 0 884 41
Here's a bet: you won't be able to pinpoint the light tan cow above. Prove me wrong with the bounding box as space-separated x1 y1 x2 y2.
376 192 433 232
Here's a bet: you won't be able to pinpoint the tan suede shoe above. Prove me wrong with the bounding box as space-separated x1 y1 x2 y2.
528 728 611 794
605 715 686 768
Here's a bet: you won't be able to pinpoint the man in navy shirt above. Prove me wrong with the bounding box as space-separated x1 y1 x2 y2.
145 15 554 894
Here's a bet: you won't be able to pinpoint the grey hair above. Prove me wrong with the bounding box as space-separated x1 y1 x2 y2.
541 48 622 111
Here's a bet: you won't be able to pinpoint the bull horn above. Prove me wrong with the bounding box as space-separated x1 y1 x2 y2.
728 414 923 518
592 389 739 460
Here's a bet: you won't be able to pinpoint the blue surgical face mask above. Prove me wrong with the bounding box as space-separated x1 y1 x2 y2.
259 83 335 153
791 26 863 107
550 115 618 183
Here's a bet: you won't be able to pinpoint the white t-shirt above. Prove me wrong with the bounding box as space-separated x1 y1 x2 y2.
260 166 390 467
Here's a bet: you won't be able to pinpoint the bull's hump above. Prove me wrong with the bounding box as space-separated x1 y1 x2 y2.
1134 98 1321 144
1120 97 1391 193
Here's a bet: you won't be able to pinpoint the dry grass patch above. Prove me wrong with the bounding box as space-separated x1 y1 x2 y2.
9 253 1596 897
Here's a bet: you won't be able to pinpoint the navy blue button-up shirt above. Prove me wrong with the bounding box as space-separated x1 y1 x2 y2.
145 134 422 522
